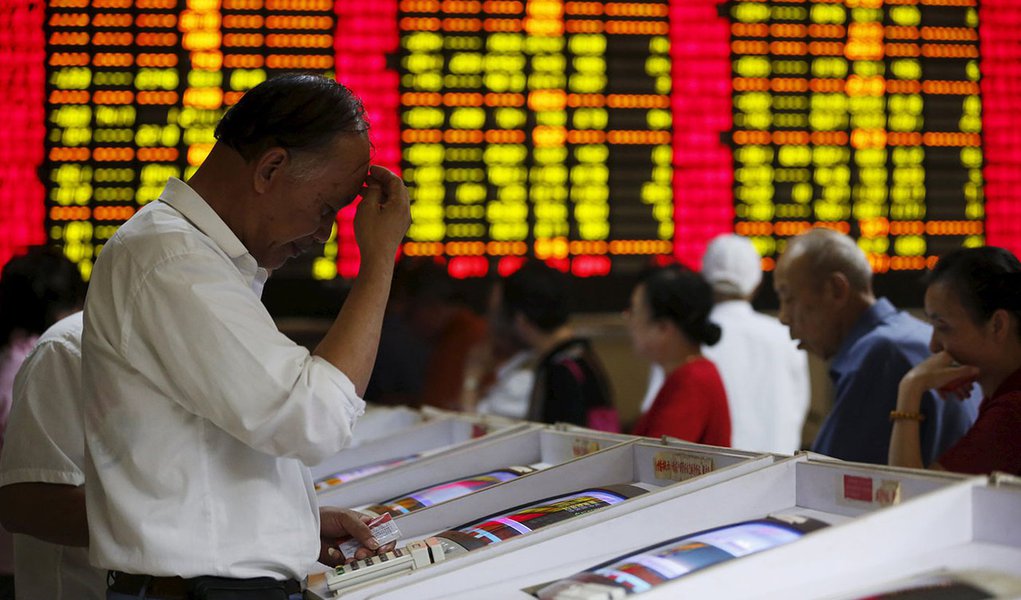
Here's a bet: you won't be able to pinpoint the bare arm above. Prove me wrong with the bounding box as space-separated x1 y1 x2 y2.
314 166 411 395
888 378 928 469
0 483 88 547
889 352 978 469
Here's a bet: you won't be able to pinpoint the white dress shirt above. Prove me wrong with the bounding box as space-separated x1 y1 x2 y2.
476 350 535 420
0 313 105 599
82 178 365 580
701 300 810 454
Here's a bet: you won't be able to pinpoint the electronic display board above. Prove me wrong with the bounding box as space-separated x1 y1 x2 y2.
729 0 986 273
1 0 1019 308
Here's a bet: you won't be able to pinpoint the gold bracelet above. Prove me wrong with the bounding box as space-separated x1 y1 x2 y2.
889 410 925 422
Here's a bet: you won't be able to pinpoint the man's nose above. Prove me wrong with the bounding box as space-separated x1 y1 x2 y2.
929 331 943 354
777 303 790 326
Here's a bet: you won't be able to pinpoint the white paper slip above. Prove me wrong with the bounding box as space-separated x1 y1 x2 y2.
337 512 402 560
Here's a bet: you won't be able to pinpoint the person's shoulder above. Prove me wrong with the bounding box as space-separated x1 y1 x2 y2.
546 337 601 371
109 201 216 257
987 388 1021 414
716 310 800 352
851 308 930 361
845 333 918 370
99 202 228 281
871 301 931 339
676 357 725 386
36 312 84 350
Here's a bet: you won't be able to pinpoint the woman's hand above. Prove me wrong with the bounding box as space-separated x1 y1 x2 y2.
901 351 979 406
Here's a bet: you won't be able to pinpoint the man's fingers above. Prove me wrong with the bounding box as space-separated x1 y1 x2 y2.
365 166 408 205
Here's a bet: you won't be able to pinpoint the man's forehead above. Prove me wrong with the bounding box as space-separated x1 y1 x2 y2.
776 251 818 292
327 132 370 158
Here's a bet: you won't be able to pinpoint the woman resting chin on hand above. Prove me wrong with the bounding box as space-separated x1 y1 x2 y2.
889 246 1021 475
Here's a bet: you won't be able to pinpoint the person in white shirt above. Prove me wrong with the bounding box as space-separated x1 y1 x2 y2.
474 349 536 420
462 283 536 420
700 234 811 454
0 312 105 599
82 74 410 599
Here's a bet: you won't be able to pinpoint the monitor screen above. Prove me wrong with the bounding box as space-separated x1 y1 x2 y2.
438 484 647 552
365 466 534 516
313 454 421 492
536 516 828 598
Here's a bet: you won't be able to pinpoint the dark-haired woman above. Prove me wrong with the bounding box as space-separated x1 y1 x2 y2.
889 246 1021 475
626 265 731 446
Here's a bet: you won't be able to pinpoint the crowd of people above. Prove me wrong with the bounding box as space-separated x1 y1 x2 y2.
0 74 1017 599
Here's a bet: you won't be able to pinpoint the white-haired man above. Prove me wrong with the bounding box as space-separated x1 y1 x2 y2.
701 234 810 454
774 228 978 464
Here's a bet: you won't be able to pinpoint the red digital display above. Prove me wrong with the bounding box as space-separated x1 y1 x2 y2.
0 0 1017 288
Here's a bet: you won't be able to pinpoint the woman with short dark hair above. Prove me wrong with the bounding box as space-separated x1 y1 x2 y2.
889 246 1021 474
626 265 731 446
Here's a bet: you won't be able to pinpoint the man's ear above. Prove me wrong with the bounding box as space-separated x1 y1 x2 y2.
253 147 288 194
825 271 852 305
989 308 1014 341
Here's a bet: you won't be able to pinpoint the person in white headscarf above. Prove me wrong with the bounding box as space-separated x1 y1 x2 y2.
700 234 811 454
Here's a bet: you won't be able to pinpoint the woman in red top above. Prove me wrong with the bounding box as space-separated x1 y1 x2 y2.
627 265 731 446
889 246 1021 475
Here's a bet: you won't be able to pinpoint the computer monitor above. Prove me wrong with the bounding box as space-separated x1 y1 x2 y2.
364 466 535 517
437 484 649 555
535 515 828 598
313 454 421 492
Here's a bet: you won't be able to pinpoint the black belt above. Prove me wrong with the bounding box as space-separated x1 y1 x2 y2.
108 571 302 599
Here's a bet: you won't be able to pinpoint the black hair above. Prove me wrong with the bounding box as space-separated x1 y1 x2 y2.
639 265 722 346
925 246 1021 338
501 260 570 333
0 246 86 345
214 73 368 162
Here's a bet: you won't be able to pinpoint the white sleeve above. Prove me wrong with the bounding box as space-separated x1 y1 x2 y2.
120 250 364 465
0 334 84 488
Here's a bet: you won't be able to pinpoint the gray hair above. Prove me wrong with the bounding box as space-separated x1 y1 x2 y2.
784 228 873 293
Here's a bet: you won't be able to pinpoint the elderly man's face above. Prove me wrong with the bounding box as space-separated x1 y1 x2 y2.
249 133 371 270
774 251 844 359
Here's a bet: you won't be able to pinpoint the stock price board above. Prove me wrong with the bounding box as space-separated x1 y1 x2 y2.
1 0 1019 301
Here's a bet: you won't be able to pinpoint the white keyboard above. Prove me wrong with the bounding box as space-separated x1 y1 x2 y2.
325 537 445 594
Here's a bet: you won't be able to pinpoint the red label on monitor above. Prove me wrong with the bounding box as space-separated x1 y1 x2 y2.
654 452 715 482
842 475 874 503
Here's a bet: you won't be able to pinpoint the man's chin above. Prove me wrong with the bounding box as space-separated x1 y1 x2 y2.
258 254 290 271
795 339 824 358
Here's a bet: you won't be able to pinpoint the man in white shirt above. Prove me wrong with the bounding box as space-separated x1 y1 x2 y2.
82 74 410 599
701 234 811 454
0 312 105 599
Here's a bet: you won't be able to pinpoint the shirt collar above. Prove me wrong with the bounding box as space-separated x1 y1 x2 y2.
158 178 251 261
831 297 898 371
158 178 267 286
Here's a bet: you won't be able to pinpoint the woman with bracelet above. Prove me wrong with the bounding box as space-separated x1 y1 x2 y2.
889 246 1021 474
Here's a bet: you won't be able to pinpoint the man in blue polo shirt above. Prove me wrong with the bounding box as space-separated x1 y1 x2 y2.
774 228 978 465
